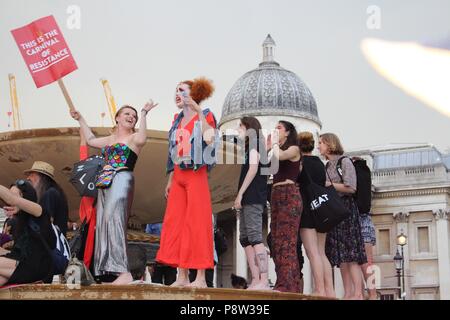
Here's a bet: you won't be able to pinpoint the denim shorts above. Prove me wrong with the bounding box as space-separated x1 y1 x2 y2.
359 213 376 245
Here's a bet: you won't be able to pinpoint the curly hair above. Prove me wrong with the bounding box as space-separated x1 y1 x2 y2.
181 77 215 104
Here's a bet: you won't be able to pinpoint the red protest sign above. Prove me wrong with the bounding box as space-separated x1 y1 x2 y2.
11 15 78 88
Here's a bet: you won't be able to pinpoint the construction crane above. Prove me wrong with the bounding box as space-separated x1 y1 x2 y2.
100 78 117 126
8 74 21 130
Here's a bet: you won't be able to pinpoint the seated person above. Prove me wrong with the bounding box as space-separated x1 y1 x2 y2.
128 245 147 282
231 273 248 289
150 261 177 286
145 223 162 236
1 218 16 249
0 180 56 286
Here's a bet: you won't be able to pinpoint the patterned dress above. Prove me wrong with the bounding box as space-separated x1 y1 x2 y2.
325 156 367 267
94 143 136 276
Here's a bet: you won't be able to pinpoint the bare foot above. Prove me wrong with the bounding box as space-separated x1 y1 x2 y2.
250 282 272 291
368 295 378 300
170 280 190 287
247 282 259 290
311 291 326 297
350 294 364 300
325 290 336 298
111 272 133 285
186 280 207 288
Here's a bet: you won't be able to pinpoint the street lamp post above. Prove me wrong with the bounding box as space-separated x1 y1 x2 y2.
394 250 403 299
397 232 408 300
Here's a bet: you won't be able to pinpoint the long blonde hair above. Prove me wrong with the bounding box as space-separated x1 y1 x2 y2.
111 105 138 134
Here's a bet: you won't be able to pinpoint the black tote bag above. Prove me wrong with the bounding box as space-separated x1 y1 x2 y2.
301 164 351 233
304 182 351 233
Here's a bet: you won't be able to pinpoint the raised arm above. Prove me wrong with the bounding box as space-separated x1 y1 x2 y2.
132 100 159 148
0 185 42 217
185 97 215 145
272 144 300 161
70 110 110 149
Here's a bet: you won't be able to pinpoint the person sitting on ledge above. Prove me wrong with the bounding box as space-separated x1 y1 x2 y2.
231 273 248 289
0 180 55 286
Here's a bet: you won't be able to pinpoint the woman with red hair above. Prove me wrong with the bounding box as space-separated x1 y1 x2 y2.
156 77 218 288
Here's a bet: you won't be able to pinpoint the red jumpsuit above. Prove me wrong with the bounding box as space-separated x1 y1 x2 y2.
156 113 215 270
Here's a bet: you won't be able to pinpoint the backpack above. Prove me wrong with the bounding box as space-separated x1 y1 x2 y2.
27 220 70 282
68 218 88 259
63 256 96 287
336 156 372 214
51 224 70 275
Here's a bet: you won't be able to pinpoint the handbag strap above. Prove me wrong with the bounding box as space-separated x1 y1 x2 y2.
325 160 340 192
302 157 334 190
336 156 349 183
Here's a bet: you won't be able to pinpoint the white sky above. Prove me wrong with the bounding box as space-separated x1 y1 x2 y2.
1 0 449 152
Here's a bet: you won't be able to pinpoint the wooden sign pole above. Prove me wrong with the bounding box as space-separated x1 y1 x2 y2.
57 78 75 112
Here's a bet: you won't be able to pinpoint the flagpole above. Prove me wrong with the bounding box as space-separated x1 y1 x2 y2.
8 74 21 130
100 78 117 126
57 78 75 112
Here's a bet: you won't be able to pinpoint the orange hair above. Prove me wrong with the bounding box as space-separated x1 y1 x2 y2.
181 77 215 104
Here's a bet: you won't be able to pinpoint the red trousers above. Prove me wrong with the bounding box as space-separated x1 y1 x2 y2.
156 166 214 269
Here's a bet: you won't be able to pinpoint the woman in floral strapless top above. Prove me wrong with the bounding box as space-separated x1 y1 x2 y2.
70 100 158 285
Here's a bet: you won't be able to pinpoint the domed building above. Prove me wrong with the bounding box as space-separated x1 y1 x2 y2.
219 34 321 138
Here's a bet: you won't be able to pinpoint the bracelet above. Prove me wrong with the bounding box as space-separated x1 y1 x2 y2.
141 109 148 115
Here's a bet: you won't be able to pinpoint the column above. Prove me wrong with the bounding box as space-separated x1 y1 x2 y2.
235 214 248 280
433 209 450 300
393 211 410 299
